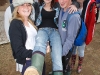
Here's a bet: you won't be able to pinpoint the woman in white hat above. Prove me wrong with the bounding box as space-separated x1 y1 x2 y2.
8 0 45 75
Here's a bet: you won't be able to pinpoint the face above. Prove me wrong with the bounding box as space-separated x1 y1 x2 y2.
58 0 71 9
17 3 32 18
44 0 52 4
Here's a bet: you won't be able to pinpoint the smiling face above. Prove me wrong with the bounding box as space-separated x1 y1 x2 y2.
17 3 32 18
58 0 71 11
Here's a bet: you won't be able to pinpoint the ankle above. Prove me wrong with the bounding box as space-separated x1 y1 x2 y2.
77 65 82 73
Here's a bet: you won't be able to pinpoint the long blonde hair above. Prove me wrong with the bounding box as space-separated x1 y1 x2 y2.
11 5 37 30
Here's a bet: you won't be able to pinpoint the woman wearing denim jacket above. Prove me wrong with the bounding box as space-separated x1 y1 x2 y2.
25 0 63 75
24 0 78 75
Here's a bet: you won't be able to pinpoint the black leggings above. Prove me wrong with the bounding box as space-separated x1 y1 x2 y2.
62 50 73 72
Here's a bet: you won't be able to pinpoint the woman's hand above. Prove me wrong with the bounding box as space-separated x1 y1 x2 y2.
68 5 77 14
46 42 51 53
95 7 97 14
46 45 50 53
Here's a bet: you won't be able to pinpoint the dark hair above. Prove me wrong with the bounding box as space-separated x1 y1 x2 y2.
38 0 55 8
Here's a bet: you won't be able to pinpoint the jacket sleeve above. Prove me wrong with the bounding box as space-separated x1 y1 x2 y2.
62 14 81 56
9 19 32 60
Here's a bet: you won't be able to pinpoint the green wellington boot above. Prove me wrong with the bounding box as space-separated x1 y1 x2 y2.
49 71 63 75
53 72 63 75
24 53 44 75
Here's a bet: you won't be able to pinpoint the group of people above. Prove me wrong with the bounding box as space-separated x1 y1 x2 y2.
4 0 99 75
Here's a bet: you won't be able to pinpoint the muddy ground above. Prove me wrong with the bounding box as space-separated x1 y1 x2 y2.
0 1 100 75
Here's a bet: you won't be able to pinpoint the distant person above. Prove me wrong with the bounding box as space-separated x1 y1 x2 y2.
96 0 100 21
9 0 12 4
96 0 100 7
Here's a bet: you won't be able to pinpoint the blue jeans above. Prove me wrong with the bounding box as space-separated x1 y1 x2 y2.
72 43 86 57
33 27 63 71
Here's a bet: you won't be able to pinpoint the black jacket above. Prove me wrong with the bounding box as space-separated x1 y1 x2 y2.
9 19 32 64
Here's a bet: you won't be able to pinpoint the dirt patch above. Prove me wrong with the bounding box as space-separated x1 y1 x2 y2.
0 0 9 11
0 24 100 75
0 0 7 6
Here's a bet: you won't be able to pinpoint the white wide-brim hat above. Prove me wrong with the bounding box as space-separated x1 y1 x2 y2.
13 0 34 7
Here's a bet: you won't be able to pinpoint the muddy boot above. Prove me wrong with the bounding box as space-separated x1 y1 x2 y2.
48 72 52 75
49 71 63 75
24 52 45 75
62 56 71 75
77 56 84 73
62 56 66 71
63 64 71 75
70 55 76 70
64 71 71 75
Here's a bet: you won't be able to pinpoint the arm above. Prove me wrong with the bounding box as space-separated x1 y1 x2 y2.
62 14 81 56
4 6 12 42
9 19 32 61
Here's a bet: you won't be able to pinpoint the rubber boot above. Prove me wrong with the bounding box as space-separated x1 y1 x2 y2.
77 56 84 73
48 71 63 75
62 56 71 75
62 56 66 73
24 53 44 75
48 72 52 75
64 71 71 75
63 64 71 75
70 55 76 70
53 72 63 75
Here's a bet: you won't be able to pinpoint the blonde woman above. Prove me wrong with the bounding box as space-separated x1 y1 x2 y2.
9 0 45 75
